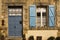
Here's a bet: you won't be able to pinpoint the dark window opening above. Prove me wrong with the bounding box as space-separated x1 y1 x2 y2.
37 36 42 40
37 5 47 8
47 36 55 40
2 20 4 26
55 37 60 40
28 36 34 40
37 12 41 17
8 6 22 8
36 36 42 40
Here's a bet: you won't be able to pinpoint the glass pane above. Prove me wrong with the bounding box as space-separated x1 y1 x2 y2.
37 12 41 17
9 8 22 16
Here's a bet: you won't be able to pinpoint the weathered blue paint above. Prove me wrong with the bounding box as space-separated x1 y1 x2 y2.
30 5 36 28
8 16 22 37
49 5 55 27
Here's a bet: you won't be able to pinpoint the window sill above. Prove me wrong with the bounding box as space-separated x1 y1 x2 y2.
29 26 58 30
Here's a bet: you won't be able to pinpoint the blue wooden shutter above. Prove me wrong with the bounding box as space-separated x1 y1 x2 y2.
30 5 36 28
49 5 55 27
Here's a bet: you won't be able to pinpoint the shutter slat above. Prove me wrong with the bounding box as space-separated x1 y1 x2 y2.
30 5 36 28
49 7 55 16
49 5 55 27
30 17 36 27
49 16 54 26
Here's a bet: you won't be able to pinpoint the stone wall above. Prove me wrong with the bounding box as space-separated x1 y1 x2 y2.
56 0 60 36
0 0 60 39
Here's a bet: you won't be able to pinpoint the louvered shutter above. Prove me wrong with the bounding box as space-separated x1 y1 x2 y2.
49 5 55 27
30 5 36 28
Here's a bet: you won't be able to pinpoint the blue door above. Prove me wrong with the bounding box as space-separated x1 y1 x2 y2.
8 6 23 37
8 16 22 37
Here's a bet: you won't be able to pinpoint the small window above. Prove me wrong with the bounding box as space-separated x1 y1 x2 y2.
28 36 34 40
2 20 4 26
8 6 23 16
36 5 47 27
36 36 42 40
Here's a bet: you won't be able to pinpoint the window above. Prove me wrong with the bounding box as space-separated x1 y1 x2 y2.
47 36 55 40
2 20 4 26
28 36 34 40
36 6 47 27
30 5 55 28
55 37 60 40
8 6 22 16
36 36 42 40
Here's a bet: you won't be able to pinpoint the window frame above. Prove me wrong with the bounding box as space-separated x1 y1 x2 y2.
36 5 48 27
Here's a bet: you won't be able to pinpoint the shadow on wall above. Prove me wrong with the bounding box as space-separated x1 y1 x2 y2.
47 36 55 40
47 36 60 40
23 34 26 40
26 36 60 40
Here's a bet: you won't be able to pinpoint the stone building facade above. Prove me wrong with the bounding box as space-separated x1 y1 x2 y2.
0 0 60 40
